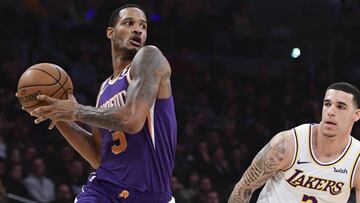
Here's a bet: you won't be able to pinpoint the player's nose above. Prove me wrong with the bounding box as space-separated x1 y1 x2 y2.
132 24 142 35
327 105 336 116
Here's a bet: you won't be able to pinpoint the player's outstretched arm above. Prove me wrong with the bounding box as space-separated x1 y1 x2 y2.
31 45 170 134
228 130 294 203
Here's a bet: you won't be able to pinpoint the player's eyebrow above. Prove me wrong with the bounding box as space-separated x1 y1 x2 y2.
122 17 147 24
337 101 348 107
323 99 348 107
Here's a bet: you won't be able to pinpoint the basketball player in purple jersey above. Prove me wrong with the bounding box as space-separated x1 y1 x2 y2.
30 4 177 203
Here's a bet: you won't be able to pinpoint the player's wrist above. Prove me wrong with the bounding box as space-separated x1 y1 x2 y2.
73 103 83 121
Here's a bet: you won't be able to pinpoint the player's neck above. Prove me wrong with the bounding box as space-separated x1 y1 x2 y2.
312 124 350 162
111 53 132 79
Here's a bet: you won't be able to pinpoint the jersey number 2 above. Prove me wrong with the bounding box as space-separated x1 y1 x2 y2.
301 195 318 203
111 131 128 154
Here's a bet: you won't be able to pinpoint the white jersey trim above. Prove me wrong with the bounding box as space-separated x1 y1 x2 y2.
282 128 298 171
350 151 360 188
147 102 156 149
310 124 352 166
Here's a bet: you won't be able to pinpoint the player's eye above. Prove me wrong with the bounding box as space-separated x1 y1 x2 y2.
337 105 346 110
140 24 147 30
324 102 331 107
124 21 133 26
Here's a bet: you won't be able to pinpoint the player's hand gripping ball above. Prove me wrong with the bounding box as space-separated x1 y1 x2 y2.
16 63 73 113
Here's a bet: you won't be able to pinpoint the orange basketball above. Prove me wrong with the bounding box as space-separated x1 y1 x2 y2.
17 63 73 113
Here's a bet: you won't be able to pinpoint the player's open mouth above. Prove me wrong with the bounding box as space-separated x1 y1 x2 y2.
325 121 336 126
130 36 141 47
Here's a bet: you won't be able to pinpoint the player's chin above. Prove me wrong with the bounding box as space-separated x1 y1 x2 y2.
127 44 142 51
323 130 337 138
121 47 138 60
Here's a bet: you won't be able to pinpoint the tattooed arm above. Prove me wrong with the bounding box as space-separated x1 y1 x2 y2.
75 45 171 133
32 45 171 134
228 130 294 203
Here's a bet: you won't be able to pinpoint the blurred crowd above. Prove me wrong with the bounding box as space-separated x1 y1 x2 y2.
0 0 360 203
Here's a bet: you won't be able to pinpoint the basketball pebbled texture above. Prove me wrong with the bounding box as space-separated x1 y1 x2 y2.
17 63 73 113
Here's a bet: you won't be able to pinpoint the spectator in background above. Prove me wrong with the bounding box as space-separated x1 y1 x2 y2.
24 157 55 203
207 191 220 203
4 164 28 198
8 148 22 166
22 146 37 175
51 183 74 203
183 170 200 200
65 159 87 196
171 176 192 203
193 176 213 203
210 146 230 191
194 141 211 172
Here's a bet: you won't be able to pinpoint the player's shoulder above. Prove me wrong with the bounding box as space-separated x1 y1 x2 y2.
270 130 293 151
130 45 171 82
269 130 296 170
350 135 360 149
137 45 166 59
293 123 313 131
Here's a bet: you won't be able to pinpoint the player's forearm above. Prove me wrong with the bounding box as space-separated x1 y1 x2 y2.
228 135 287 202
56 121 100 168
228 183 253 203
228 161 267 203
75 104 143 134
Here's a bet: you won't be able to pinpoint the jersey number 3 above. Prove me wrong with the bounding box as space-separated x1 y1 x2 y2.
301 195 318 203
111 131 128 154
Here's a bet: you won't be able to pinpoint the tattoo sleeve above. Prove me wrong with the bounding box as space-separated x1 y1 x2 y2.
75 46 169 133
228 133 287 203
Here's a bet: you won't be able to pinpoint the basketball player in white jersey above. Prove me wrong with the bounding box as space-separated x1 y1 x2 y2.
228 82 360 203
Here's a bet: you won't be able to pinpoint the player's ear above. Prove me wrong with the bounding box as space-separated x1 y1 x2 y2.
106 27 114 39
353 109 360 122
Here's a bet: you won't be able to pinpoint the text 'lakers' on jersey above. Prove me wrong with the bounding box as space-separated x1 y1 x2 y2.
257 124 360 203
94 66 177 193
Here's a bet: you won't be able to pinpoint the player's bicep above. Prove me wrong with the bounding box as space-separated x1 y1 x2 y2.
123 46 170 131
127 45 170 107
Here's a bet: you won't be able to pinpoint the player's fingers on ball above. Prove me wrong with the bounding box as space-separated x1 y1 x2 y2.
31 105 54 116
37 95 55 102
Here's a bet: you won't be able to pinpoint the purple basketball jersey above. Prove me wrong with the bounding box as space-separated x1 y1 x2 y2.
95 66 177 194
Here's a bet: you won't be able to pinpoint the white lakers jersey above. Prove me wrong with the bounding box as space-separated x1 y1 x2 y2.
257 124 360 203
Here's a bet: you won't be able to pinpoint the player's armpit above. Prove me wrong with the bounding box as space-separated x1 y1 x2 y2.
228 130 294 203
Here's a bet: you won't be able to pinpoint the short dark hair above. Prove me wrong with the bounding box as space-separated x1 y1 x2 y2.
327 82 360 108
108 4 146 27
